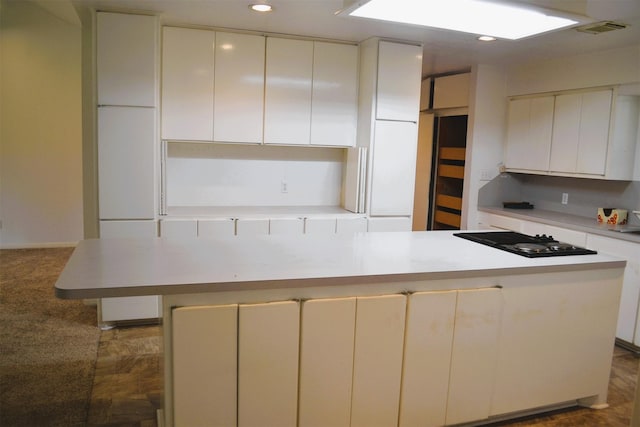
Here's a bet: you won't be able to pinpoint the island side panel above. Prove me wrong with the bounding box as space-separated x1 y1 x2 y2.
491 267 623 416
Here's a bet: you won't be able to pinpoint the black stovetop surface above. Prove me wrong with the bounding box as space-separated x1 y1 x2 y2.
454 231 597 258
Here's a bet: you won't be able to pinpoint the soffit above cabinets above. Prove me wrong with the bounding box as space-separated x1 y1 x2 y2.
70 0 640 76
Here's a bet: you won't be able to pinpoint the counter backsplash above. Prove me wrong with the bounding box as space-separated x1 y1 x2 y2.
479 173 640 226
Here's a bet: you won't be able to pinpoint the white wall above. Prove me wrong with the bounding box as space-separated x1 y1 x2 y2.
506 44 640 96
0 0 83 248
166 143 345 207
463 64 508 230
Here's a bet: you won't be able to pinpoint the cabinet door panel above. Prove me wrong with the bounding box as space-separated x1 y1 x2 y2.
160 219 198 238
161 27 215 141
197 218 235 237
98 107 155 219
576 90 612 175
100 220 157 238
369 121 418 216
97 12 156 107
506 97 554 171
550 93 581 173
173 305 238 427
100 296 160 321
235 218 269 235
214 32 265 143
399 291 456 427
335 217 367 234
376 41 422 122
310 42 358 147
446 288 502 425
269 218 304 235
299 298 356 427
304 217 336 234
351 294 406 427
264 38 313 145
238 301 299 427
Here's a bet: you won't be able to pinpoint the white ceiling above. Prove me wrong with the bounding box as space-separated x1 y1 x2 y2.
71 0 640 77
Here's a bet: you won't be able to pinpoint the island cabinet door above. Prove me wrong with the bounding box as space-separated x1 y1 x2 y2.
238 301 300 427
298 297 356 427
350 294 407 427
172 304 238 427
446 288 503 425
399 290 457 427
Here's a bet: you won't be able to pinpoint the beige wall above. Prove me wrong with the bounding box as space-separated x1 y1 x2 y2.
506 44 640 96
0 0 83 248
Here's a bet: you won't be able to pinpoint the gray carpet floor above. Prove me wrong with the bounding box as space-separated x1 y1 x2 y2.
0 248 101 426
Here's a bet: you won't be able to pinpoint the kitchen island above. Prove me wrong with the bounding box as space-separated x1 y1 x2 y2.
56 231 626 427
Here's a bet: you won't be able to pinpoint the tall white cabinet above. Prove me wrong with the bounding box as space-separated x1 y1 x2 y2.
356 39 422 225
96 12 160 324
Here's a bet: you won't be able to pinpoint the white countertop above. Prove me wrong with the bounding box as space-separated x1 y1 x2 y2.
164 205 364 219
55 231 625 299
480 207 640 244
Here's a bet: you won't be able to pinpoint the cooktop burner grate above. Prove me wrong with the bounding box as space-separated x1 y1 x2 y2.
454 231 597 258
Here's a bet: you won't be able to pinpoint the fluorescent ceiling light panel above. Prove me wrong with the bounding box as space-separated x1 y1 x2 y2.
347 0 580 39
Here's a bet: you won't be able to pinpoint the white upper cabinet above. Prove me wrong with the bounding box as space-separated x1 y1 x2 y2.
214 32 265 144
376 41 422 122
161 28 265 143
550 90 612 175
161 27 215 141
264 38 314 145
505 96 554 172
310 42 358 147
505 88 639 180
97 12 157 107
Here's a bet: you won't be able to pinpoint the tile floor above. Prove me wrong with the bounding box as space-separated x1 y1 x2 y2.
86 325 639 426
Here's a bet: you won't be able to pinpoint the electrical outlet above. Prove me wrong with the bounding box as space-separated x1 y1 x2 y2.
562 193 569 205
480 170 492 181
281 180 288 193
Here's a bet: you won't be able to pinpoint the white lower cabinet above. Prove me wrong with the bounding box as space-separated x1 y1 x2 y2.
446 288 502 425
586 234 640 344
336 217 368 234
304 217 336 234
172 305 238 427
269 217 304 235
197 218 235 237
238 301 300 427
99 220 157 238
160 219 198 238
350 294 407 427
169 276 619 426
298 298 356 427
367 217 412 232
399 291 457 427
235 218 269 236
100 296 160 323
99 220 160 324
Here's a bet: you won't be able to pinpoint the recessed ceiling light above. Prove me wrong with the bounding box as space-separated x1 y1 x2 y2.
249 4 273 13
478 36 497 42
343 0 584 40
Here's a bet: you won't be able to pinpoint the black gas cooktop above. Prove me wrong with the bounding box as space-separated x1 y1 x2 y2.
454 231 597 258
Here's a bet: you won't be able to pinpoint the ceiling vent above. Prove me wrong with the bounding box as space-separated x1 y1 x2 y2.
576 21 627 35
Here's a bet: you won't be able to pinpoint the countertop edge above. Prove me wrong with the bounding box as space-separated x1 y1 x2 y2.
55 260 627 300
